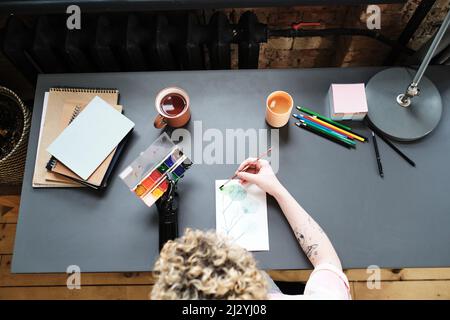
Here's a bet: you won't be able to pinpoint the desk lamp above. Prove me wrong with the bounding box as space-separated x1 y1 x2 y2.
366 8 450 141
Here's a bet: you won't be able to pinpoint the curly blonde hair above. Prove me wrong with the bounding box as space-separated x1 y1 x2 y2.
151 228 268 300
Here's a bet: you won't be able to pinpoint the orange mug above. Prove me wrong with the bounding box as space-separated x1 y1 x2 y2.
265 91 294 128
154 87 191 128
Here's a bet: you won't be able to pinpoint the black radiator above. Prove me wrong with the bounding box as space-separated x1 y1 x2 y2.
1 11 267 83
2 6 433 86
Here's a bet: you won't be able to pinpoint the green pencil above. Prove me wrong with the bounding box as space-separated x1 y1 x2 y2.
299 119 356 147
296 106 353 132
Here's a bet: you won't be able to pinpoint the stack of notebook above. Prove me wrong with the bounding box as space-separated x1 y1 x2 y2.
33 87 135 189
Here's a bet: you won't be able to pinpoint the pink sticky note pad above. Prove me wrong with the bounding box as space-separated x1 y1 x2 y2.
329 83 368 120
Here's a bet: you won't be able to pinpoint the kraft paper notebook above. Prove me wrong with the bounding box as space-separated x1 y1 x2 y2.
45 101 124 188
32 88 119 187
47 139 129 189
47 96 134 180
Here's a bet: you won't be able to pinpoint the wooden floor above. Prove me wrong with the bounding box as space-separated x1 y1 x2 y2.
1 194 449 300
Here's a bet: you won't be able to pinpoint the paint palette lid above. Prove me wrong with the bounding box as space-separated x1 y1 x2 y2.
119 132 177 189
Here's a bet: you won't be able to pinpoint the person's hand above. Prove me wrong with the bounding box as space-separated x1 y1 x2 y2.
235 158 285 197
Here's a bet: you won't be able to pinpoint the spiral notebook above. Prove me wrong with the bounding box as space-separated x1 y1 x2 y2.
46 96 134 180
45 101 124 189
33 87 119 187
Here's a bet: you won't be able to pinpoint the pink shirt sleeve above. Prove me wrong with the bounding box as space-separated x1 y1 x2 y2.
303 263 351 300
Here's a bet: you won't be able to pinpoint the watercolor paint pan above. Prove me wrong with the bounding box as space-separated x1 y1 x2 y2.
132 148 178 191
133 148 186 199
121 133 193 208
162 149 183 168
142 176 170 206
163 155 175 168
137 146 179 186
168 154 188 173
120 133 177 189
171 163 186 181
133 169 163 197
154 147 183 175
156 154 189 183
130 146 192 207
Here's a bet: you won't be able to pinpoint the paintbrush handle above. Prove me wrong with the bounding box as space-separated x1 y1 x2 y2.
221 164 251 189
220 147 272 189
235 148 271 175
233 164 251 177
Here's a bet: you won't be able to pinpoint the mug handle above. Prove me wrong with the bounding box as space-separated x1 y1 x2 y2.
154 114 167 129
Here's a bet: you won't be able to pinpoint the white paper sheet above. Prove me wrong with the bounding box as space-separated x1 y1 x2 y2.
32 92 49 188
36 92 49 155
215 179 269 251
47 96 134 180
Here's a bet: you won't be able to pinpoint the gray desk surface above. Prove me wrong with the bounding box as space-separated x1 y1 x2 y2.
12 67 450 273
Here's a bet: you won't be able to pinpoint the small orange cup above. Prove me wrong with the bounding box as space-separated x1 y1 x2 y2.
265 91 294 127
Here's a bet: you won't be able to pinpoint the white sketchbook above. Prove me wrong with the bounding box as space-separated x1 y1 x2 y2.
215 180 269 251
47 96 135 180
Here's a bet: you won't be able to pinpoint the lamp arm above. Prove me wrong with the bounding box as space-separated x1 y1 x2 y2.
398 8 450 107
413 8 450 86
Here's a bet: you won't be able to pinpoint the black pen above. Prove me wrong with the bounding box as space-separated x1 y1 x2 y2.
368 122 416 167
372 131 383 177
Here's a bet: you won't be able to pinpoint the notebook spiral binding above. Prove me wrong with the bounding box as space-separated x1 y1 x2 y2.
46 104 83 171
46 156 58 170
69 105 82 123
49 87 119 94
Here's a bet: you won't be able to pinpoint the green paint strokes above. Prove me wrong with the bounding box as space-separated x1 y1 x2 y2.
221 182 260 214
222 183 247 201
240 198 259 214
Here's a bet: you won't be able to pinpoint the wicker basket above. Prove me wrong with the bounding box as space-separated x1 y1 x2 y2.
0 86 31 184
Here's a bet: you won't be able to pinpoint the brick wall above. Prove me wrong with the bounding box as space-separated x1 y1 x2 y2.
408 0 450 50
208 0 449 69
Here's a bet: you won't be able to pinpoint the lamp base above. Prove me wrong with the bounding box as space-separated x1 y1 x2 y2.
366 67 442 142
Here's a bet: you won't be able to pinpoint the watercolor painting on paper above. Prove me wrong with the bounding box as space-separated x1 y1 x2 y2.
215 179 269 251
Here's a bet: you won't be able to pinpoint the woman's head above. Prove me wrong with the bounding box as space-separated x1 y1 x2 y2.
151 228 268 300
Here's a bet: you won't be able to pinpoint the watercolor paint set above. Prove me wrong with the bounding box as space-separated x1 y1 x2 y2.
119 133 192 207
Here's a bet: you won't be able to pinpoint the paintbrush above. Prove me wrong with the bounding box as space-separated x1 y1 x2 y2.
219 147 272 190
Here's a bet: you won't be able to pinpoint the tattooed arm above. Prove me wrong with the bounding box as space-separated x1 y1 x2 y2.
237 158 342 269
272 185 342 269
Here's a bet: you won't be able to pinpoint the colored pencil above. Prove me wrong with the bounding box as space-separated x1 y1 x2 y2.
294 122 353 149
219 147 272 190
368 124 416 167
306 114 366 143
372 131 384 177
296 106 368 142
297 106 352 131
292 113 351 141
299 119 355 146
